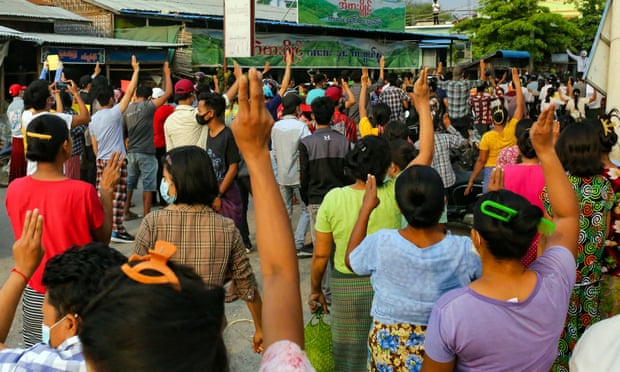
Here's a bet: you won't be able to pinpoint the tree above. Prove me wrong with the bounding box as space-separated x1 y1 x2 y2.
569 0 606 52
453 0 582 62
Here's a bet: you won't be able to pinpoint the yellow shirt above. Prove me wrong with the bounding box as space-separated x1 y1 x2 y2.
479 117 518 167
359 116 379 137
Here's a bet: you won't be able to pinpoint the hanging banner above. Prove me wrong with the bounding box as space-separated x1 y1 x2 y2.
191 30 419 69
41 47 105 64
297 0 406 31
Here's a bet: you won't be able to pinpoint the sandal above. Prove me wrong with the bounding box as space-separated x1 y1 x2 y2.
225 292 239 303
124 211 140 221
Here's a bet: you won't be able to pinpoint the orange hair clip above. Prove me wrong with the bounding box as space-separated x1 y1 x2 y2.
121 240 181 291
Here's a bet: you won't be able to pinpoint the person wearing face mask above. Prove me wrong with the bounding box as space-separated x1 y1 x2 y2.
0 208 127 370
133 145 264 352
5 114 122 348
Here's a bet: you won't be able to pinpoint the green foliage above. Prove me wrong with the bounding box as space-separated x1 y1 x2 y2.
453 0 582 62
569 0 606 52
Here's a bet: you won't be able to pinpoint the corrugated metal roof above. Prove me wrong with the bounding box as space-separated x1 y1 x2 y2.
84 0 297 22
0 25 45 42
0 0 90 23
25 32 185 47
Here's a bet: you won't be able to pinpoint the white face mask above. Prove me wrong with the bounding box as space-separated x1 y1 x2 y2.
41 315 67 345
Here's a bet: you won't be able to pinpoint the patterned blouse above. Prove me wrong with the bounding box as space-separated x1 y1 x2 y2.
542 175 614 284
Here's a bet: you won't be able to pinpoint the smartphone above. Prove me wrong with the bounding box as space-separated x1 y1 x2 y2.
406 86 414 93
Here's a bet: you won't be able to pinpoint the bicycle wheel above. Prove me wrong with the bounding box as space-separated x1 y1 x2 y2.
0 154 10 187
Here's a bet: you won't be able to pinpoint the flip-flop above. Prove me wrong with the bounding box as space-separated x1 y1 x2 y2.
124 211 141 221
225 293 239 303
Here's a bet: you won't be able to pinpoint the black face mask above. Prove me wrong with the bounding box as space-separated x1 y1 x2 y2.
196 113 209 125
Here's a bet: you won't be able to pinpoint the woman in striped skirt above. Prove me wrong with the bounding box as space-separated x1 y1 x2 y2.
309 68 435 371
5 114 118 346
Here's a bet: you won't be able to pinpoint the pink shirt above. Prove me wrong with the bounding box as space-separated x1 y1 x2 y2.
503 164 545 211
260 340 315 372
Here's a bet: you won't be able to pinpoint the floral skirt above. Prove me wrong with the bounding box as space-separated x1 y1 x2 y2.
368 320 426 372
552 281 601 372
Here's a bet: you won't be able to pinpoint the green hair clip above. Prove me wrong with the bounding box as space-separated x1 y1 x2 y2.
480 200 517 222
480 200 556 235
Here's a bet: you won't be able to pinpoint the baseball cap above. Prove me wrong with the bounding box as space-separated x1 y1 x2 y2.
282 93 302 110
78 75 92 89
9 83 26 97
324 86 343 103
174 79 195 94
152 87 165 99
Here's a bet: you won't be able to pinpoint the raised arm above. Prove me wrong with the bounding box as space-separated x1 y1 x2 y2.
119 55 140 113
345 174 378 271
0 210 43 347
532 105 579 257
341 79 356 109
230 62 303 348
152 62 172 108
566 48 579 62
277 51 293 97
67 80 91 127
409 68 434 166
512 67 525 121
359 67 369 120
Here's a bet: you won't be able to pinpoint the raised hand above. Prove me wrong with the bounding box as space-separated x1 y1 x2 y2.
100 151 123 191
13 209 44 279
361 67 369 86
413 68 430 104
361 174 380 212
530 104 555 156
131 55 139 72
230 62 275 158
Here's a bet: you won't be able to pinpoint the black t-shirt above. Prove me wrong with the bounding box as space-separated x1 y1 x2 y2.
207 126 240 183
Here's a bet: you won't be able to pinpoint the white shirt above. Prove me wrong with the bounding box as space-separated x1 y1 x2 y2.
570 315 620 371
164 105 208 152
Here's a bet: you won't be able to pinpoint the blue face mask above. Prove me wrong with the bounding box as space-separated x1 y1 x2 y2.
41 316 67 345
160 178 177 204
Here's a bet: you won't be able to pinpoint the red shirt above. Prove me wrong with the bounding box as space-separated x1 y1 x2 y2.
6 177 104 293
153 104 175 149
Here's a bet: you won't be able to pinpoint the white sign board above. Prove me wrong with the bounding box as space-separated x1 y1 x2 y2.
584 0 612 95
224 0 254 58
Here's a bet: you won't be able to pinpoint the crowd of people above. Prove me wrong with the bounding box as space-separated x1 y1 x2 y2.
0 49 619 372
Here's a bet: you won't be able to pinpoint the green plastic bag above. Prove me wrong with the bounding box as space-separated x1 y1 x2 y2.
304 308 334 372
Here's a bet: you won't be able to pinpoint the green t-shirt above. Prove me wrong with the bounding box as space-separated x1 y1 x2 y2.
315 179 402 274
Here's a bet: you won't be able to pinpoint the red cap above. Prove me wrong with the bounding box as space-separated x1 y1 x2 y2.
325 86 342 103
175 79 195 94
8 83 26 97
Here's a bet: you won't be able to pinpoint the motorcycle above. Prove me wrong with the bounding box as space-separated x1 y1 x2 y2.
446 138 484 227
0 145 11 187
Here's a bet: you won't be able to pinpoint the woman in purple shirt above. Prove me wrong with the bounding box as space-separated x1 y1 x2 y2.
422 105 579 372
